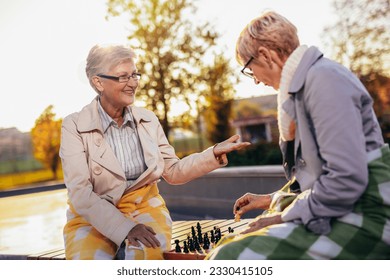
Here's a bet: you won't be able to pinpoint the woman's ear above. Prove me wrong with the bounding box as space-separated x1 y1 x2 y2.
92 76 104 92
269 50 286 69
257 46 273 68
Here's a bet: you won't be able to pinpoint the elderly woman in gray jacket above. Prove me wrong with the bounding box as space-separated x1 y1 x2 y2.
207 11 390 260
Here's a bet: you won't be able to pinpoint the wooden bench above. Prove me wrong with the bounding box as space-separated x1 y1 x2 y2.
27 248 66 260
27 218 250 260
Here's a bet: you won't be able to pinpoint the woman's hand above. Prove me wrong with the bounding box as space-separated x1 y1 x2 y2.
213 135 251 158
233 193 272 217
241 215 283 234
127 224 161 248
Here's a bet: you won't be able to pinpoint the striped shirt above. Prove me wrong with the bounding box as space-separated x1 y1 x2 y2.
97 100 146 186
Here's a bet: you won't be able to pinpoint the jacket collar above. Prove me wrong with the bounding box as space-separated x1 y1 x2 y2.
289 46 323 94
130 106 153 126
76 96 152 133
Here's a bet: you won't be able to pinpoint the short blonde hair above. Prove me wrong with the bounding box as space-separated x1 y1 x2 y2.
85 44 137 94
236 11 300 66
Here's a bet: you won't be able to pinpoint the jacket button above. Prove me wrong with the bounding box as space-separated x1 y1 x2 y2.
93 166 102 175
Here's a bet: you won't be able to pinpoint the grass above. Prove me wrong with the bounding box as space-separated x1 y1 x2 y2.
171 135 212 158
0 169 63 191
0 158 43 174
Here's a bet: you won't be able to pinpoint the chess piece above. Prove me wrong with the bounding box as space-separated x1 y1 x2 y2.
203 233 210 250
210 230 215 243
228 227 234 233
194 239 201 251
204 233 210 244
235 207 241 222
175 239 182 253
215 228 222 243
188 238 195 252
191 226 196 238
183 241 189 253
197 232 203 244
196 223 203 244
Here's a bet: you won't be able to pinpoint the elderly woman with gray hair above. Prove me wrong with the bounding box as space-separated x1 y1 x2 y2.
60 44 250 260
207 11 390 260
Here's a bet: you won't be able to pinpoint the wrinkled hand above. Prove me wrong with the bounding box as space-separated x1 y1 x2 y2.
241 215 283 234
233 193 271 217
213 135 251 158
127 224 161 248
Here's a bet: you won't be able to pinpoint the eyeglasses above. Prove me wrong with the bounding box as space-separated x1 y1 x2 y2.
97 72 141 83
240 57 254 79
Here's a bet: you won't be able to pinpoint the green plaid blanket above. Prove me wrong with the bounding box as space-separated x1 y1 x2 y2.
207 144 390 259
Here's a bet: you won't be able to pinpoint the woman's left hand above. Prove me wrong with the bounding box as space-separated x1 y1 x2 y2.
213 135 251 157
241 215 283 234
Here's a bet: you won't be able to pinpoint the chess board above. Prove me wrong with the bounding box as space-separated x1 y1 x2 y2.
163 219 250 260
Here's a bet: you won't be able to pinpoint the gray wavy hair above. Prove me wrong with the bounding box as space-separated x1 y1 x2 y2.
236 11 300 66
85 44 137 94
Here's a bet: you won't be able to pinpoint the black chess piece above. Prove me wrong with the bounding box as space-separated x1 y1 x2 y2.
204 233 210 244
203 233 210 250
183 241 189 253
196 226 202 242
210 230 215 243
188 238 195 252
191 226 196 238
175 239 182 253
196 222 202 234
228 227 234 233
215 228 222 243
194 239 201 251
197 231 203 244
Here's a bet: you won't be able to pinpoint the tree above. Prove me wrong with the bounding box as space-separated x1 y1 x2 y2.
322 0 390 76
233 100 263 120
201 53 237 143
106 0 235 137
322 0 390 141
31 105 62 179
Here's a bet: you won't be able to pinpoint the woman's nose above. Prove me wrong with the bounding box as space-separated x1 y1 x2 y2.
126 78 138 87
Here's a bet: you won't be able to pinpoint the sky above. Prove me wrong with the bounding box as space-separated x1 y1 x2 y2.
0 0 335 132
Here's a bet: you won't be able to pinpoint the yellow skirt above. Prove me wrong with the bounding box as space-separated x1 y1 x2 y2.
63 183 172 260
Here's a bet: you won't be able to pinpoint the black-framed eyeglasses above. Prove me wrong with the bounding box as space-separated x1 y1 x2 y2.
240 56 254 79
97 72 141 83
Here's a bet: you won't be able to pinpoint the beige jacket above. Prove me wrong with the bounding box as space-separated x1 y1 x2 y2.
60 97 226 246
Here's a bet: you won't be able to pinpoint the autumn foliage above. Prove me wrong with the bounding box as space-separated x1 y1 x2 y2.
31 105 62 179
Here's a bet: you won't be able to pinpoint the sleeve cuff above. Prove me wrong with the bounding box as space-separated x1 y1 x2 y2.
281 190 314 224
109 218 138 247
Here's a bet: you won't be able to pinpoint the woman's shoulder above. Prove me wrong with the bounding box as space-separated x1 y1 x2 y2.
307 57 368 96
62 111 80 129
307 55 355 84
130 106 159 122
62 98 98 129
